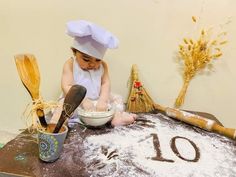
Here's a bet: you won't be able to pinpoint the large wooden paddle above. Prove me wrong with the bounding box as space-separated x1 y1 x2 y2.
53 85 87 133
15 54 47 128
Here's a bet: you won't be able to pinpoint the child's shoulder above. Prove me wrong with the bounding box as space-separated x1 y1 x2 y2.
64 57 73 65
63 57 73 70
101 60 108 69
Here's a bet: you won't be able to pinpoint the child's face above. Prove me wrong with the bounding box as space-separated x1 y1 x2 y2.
75 50 102 70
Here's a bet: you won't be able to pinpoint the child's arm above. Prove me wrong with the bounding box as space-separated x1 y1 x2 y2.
61 58 74 95
96 61 111 111
50 59 73 124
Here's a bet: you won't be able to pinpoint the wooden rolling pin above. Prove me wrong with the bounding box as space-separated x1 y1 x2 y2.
154 104 236 140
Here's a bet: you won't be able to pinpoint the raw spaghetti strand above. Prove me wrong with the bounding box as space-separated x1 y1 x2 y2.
22 95 60 132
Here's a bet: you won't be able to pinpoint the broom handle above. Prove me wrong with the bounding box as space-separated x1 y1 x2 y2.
154 104 236 139
131 64 139 81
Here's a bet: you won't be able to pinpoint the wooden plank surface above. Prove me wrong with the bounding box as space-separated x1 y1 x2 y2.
0 111 224 177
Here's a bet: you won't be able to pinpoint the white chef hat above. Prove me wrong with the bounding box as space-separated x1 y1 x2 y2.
66 20 119 59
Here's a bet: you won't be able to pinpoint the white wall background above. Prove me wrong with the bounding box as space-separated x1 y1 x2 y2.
0 0 236 133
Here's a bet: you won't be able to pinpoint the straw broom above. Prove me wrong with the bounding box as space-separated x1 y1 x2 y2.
126 64 155 113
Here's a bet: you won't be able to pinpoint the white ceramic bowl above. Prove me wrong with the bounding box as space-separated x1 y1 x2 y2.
77 107 115 127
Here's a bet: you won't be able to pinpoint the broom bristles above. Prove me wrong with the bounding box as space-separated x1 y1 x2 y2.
127 65 156 113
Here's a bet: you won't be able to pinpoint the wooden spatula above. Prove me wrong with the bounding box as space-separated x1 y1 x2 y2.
53 85 87 133
15 54 47 128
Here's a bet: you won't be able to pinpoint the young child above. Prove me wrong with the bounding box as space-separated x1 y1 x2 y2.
52 20 136 127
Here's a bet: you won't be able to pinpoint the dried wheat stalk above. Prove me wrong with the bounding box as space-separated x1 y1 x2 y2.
175 16 227 107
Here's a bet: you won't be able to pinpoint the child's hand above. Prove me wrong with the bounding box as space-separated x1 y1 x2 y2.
96 99 108 112
81 98 95 111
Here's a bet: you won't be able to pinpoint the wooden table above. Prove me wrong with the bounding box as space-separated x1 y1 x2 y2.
0 111 223 177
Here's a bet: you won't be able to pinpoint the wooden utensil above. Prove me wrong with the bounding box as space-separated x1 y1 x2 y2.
154 104 236 140
53 85 87 133
15 54 47 127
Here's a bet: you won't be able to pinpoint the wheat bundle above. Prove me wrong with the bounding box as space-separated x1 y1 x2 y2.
126 64 155 113
175 16 227 108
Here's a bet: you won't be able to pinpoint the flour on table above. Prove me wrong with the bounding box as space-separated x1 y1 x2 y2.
80 114 236 177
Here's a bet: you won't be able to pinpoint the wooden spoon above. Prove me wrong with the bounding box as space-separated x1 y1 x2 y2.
53 85 87 133
15 54 47 127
